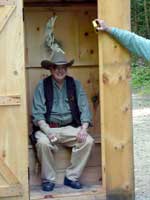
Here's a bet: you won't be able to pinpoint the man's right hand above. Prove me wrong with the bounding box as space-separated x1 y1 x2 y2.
37 120 58 142
48 135 58 144
94 19 110 32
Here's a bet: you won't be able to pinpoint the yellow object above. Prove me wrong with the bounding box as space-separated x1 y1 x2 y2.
92 20 99 33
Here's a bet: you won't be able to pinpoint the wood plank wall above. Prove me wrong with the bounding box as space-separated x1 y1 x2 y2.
0 0 29 199
24 6 100 136
24 7 98 67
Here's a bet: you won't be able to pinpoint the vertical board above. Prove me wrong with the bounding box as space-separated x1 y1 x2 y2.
0 0 29 200
98 0 135 199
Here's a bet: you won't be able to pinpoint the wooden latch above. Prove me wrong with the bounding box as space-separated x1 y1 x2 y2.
0 95 21 106
0 0 15 6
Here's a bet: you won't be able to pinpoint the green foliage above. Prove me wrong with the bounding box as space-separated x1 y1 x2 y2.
131 0 150 94
131 60 150 94
131 0 150 38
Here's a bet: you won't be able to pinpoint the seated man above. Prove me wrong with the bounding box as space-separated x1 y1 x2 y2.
32 51 94 192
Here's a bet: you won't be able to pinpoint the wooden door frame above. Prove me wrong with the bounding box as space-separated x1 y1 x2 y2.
98 0 135 199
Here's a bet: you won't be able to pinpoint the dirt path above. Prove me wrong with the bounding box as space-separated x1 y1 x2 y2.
132 94 150 200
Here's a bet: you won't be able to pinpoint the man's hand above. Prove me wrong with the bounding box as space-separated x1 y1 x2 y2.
37 120 58 143
47 135 58 144
77 123 89 143
94 19 110 32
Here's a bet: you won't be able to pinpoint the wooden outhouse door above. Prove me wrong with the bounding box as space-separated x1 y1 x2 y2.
0 1 28 200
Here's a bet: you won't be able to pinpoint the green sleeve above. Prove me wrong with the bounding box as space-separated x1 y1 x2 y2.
109 27 150 61
32 80 46 124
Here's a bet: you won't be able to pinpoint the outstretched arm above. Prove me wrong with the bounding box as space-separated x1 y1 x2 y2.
95 19 150 61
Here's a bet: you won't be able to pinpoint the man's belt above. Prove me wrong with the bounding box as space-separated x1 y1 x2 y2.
49 122 61 128
49 121 77 128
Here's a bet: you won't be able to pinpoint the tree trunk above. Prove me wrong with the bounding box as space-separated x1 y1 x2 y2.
143 0 150 38
132 0 138 33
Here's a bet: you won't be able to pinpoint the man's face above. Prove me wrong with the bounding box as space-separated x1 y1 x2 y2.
50 65 68 82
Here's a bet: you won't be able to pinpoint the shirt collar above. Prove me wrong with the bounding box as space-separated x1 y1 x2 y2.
52 77 66 89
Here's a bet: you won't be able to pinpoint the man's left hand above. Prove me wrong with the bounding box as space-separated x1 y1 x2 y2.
77 127 88 143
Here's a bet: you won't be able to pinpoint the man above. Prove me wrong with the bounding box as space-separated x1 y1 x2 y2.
32 51 94 192
95 19 150 61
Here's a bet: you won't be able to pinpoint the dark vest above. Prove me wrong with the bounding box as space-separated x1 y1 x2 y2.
43 75 81 127
31 76 81 145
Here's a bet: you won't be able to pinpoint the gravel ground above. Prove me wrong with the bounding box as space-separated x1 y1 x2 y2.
132 94 150 200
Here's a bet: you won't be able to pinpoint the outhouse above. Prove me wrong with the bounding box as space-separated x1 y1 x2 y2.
0 0 134 200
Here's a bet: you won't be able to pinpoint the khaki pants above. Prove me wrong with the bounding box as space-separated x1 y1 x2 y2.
35 126 94 183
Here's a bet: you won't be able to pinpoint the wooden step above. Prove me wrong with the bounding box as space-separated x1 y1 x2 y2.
30 184 106 200
30 165 102 186
29 140 102 186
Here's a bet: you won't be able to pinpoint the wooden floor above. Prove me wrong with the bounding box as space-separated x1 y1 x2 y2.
30 184 106 200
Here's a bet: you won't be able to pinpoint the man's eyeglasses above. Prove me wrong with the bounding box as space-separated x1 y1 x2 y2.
52 65 67 71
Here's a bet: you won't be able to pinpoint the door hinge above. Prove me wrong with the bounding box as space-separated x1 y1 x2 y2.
22 7 24 21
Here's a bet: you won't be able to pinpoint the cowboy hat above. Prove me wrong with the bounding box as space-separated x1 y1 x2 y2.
41 51 74 70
